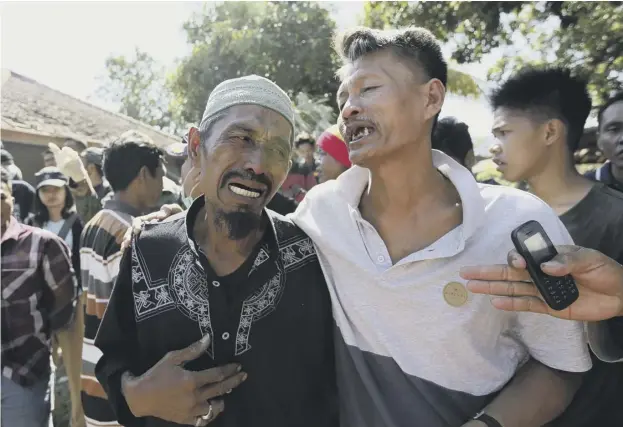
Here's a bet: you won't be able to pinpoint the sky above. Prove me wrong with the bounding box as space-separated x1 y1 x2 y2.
1 1 498 154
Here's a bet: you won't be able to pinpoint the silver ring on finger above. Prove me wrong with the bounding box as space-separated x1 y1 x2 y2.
196 403 214 425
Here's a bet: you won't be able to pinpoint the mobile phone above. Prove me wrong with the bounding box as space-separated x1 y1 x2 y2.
510 220 578 311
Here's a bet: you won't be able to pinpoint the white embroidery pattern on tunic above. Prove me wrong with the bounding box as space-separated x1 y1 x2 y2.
233 236 317 355
235 270 285 355
281 237 316 270
132 239 174 321
248 247 270 276
168 247 215 358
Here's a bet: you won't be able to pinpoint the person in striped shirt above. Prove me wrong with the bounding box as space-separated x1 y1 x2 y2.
79 131 164 427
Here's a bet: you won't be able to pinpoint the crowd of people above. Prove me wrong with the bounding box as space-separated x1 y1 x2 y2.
1 24 623 427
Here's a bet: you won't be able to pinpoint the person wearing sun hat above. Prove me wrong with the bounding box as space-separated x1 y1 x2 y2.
317 124 351 183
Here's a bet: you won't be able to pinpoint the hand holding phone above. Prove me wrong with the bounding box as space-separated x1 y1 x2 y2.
510 220 579 311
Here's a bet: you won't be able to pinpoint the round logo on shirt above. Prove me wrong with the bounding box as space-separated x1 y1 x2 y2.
443 282 468 307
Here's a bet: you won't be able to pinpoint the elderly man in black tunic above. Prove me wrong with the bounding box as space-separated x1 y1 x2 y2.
94 75 338 427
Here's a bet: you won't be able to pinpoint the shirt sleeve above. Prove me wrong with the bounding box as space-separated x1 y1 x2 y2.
587 317 623 363
94 243 145 427
514 214 593 372
42 235 78 331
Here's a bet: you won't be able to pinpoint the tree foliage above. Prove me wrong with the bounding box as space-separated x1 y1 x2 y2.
363 1 623 105
170 2 340 125
96 48 174 131
292 92 336 138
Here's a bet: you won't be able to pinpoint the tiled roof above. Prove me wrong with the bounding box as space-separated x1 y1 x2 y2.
1 70 179 148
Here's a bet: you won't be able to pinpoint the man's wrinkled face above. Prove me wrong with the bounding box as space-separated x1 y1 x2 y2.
336 50 444 167
490 108 549 182
598 101 623 170
190 105 292 239
1 181 14 223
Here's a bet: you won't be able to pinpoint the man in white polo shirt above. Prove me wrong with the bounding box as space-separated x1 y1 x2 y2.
290 27 592 427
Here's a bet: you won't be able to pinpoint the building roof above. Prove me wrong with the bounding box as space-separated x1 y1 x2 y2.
0 69 179 148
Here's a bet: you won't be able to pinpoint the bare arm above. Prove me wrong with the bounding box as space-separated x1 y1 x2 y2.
464 358 582 427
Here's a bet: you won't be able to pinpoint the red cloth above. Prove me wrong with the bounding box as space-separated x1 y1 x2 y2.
317 126 351 168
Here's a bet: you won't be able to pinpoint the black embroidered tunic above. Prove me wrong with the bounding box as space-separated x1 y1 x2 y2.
94 198 338 427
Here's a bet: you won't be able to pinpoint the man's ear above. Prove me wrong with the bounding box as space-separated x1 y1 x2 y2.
188 127 201 167
544 119 565 147
424 78 445 122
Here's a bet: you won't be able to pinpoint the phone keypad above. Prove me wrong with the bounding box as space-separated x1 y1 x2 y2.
543 275 578 307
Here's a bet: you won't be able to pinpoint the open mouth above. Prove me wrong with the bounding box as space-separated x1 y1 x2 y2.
228 183 264 199
350 126 375 143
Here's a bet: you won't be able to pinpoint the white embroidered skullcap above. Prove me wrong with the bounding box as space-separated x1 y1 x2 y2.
201 75 295 142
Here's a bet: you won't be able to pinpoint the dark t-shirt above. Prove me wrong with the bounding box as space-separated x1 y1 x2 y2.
552 183 623 427
11 180 35 223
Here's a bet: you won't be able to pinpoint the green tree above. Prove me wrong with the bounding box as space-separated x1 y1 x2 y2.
96 48 175 131
170 2 340 125
292 92 336 137
363 1 623 104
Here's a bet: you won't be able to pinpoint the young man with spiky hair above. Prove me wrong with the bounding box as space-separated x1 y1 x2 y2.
490 67 623 426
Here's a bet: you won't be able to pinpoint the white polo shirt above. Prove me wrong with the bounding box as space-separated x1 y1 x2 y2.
290 150 592 427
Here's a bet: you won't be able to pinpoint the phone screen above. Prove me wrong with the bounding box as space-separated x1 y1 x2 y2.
524 232 556 263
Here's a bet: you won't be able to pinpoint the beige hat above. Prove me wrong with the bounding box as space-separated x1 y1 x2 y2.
201 75 295 142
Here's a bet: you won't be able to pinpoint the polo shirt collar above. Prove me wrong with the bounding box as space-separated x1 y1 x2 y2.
334 149 485 243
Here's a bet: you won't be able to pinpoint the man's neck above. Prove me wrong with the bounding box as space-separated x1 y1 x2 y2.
115 190 145 214
195 203 266 276
361 145 457 218
527 158 594 216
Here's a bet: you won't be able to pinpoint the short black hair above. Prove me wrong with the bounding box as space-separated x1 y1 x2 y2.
295 132 315 148
490 67 591 153
598 91 623 129
432 117 473 166
334 27 448 87
103 131 163 192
